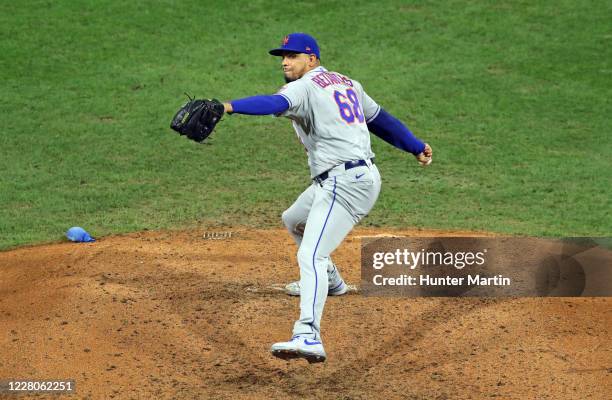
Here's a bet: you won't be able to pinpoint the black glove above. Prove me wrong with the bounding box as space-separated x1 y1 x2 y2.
170 96 225 143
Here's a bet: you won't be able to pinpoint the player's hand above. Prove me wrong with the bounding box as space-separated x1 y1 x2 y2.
416 143 432 166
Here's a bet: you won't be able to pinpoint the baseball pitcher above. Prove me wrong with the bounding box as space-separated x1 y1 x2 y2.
171 33 432 363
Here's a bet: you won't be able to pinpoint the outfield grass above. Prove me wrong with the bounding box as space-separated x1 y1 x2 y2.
1 0 610 249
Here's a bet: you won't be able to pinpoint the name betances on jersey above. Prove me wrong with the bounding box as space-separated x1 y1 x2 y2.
311 71 354 89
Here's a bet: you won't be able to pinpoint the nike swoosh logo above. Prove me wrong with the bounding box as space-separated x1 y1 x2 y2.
304 339 321 345
355 173 365 179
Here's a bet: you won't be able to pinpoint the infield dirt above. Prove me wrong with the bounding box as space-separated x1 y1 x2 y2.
1 228 610 399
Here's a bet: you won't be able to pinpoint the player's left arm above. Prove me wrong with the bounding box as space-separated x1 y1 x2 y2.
222 80 309 117
222 95 290 115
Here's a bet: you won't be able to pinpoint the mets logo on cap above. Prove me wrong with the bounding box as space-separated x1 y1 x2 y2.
269 33 321 59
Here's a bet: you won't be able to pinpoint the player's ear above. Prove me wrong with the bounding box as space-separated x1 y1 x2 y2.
309 54 318 66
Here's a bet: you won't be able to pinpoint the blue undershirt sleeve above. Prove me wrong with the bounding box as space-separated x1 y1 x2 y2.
367 108 426 155
230 95 290 115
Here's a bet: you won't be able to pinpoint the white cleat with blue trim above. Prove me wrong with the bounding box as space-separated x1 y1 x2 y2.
285 264 349 296
284 280 348 296
271 335 327 363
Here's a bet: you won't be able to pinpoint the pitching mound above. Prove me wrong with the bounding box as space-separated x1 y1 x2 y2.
0 228 609 399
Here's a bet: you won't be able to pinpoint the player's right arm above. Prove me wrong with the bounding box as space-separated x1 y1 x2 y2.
359 84 432 165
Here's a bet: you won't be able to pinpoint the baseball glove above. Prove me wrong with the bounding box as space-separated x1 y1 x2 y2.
170 95 225 143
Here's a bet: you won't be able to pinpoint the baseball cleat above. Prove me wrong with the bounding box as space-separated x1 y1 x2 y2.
284 280 348 296
270 335 327 363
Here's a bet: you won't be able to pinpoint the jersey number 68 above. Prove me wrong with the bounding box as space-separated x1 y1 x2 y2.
334 89 364 124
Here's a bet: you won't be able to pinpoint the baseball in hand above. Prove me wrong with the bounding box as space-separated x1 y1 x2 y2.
416 152 432 166
418 156 432 166
418 143 433 166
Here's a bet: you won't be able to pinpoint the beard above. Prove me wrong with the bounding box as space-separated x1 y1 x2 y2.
284 74 296 83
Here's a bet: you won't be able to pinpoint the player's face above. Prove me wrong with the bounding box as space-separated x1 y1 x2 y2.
281 52 318 83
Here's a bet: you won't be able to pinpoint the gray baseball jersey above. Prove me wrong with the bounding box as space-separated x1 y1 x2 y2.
276 66 381 178
276 65 382 342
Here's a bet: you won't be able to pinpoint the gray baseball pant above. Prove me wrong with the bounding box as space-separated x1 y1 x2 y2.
281 161 381 340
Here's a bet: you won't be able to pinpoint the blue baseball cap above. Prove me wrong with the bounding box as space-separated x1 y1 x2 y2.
269 33 320 59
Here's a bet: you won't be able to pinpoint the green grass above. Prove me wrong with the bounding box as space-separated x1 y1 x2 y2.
1 0 611 249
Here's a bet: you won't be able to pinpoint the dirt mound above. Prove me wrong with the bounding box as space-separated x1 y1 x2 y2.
0 228 609 399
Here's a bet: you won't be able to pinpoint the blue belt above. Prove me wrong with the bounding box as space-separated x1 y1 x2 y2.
314 158 375 184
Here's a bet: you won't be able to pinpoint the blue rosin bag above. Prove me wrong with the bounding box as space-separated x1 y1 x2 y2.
66 227 96 242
